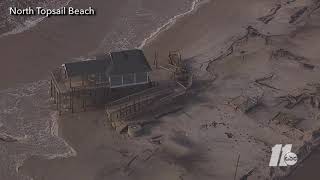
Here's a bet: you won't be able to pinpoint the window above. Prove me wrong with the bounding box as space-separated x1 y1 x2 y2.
123 73 134 84
110 75 122 86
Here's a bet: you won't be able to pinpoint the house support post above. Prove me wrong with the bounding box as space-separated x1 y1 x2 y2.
50 80 53 97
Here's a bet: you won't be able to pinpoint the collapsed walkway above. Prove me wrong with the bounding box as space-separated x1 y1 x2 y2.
106 81 187 133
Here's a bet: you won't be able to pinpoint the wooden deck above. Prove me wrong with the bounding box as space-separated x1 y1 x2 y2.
106 81 186 123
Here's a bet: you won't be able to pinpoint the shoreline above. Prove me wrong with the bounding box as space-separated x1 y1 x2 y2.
0 0 73 38
138 0 209 49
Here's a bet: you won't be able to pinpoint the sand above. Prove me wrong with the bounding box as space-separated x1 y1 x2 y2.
2 0 320 179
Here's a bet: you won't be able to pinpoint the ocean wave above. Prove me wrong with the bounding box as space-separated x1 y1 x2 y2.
0 0 72 38
0 79 77 180
139 0 210 49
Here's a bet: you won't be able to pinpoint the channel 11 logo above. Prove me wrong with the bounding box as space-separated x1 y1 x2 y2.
269 144 298 167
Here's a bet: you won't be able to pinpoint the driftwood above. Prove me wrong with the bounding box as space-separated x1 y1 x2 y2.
289 7 308 24
278 92 315 109
258 4 282 24
228 95 262 113
270 112 304 127
125 155 139 170
200 121 226 129
271 49 315 70
254 74 280 90
269 112 281 125
150 135 163 145
240 168 256 180
0 133 19 142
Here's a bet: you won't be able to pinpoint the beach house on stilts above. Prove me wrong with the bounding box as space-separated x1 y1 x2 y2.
50 49 154 114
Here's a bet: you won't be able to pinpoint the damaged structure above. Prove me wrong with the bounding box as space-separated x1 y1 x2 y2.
51 49 192 135
50 49 153 114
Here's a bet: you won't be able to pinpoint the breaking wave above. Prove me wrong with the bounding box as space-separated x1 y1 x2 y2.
139 0 210 48
0 0 71 38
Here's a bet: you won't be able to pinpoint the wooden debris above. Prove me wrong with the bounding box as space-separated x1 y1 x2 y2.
111 121 128 134
310 95 320 108
200 121 226 129
0 133 18 142
278 93 310 109
125 155 139 170
240 168 256 180
269 112 281 125
228 95 262 113
271 49 316 70
289 7 308 24
225 132 234 138
150 135 163 145
271 112 304 127
258 4 281 24
140 149 158 162
254 74 280 90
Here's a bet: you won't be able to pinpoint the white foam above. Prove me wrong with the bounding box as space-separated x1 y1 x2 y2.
138 0 211 49
0 17 46 38
0 0 72 39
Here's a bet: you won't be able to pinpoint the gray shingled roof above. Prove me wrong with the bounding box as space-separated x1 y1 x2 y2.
64 49 151 77
110 49 152 75
64 55 112 77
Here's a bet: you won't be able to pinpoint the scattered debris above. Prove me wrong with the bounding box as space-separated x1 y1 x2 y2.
209 26 271 64
125 155 139 170
225 132 234 138
289 7 308 24
269 112 282 125
278 93 309 109
309 95 320 108
200 121 226 129
240 168 256 180
0 133 19 142
254 74 280 90
271 112 304 127
271 49 315 70
312 128 320 139
258 4 282 24
228 95 262 113
111 121 129 134
140 149 158 162
277 84 320 109
150 135 163 145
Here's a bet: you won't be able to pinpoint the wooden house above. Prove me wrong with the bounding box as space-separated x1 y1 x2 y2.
62 49 152 89
50 49 153 113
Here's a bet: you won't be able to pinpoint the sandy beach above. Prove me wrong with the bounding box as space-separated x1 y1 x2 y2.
2 0 320 179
